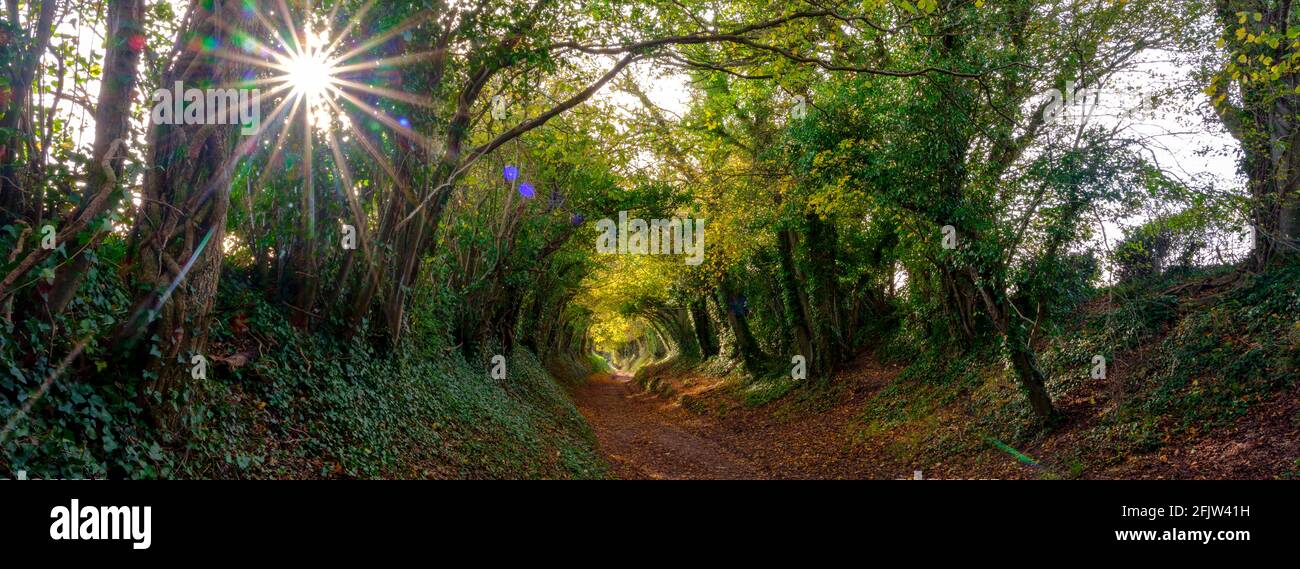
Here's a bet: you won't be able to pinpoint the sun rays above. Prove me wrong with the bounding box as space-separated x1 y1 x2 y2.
201 0 440 206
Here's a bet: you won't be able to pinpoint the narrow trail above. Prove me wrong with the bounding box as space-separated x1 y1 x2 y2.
571 372 761 479
571 362 907 480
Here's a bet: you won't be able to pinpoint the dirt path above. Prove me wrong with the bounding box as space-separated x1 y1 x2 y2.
571 361 908 480
571 372 761 479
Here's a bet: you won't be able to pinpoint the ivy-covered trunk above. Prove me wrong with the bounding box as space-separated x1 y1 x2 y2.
0 0 56 227
689 298 719 358
777 227 818 375
654 305 701 360
115 0 249 433
1008 331 1056 421
1212 0 1300 269
290 130 319 329
43 0 145 317
805 213 848 358
971 271 1057 422
717 276 765 374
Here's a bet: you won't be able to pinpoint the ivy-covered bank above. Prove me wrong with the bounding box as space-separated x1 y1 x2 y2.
1 276 607 480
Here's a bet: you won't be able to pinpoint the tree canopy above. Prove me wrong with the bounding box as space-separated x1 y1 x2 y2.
0 0 1293 479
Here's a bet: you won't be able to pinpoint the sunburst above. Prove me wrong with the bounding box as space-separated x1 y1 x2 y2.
207 0 442 167
283 27 336 104
199 0 445 263
4 0 448 444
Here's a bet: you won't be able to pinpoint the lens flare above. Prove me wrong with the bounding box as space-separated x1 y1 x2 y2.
201 0 441 258
288 49 334 100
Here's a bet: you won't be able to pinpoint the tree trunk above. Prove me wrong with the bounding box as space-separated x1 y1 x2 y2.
42 0 145 316
495 282 523 355
114 0 250 434
1213 0 1299 269
777 228 819 374
0 0 57 226
805 213 848 358
1008 333 1056 421
717 276 765 374
689 298 719 358
291 126 318 328
970 270 1058 422
643 307 694 360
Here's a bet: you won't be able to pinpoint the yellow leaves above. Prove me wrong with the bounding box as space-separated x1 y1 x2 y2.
900 0 938 15
975 0 984 7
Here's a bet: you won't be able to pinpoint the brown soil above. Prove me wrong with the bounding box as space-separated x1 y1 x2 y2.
572 372 761 479
572 357 917 479
1100 382 1300 479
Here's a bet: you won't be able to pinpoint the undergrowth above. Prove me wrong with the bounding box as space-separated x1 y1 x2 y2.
860 264 1300 472
1 268 607 479
634 264 1300 477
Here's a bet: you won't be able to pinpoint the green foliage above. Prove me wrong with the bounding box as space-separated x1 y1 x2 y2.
2 0 1288 480
1112 207 1233 284
2 275 607 479
1124 266 1300 441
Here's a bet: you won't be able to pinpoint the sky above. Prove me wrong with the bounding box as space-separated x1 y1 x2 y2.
1051 49 1249 266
